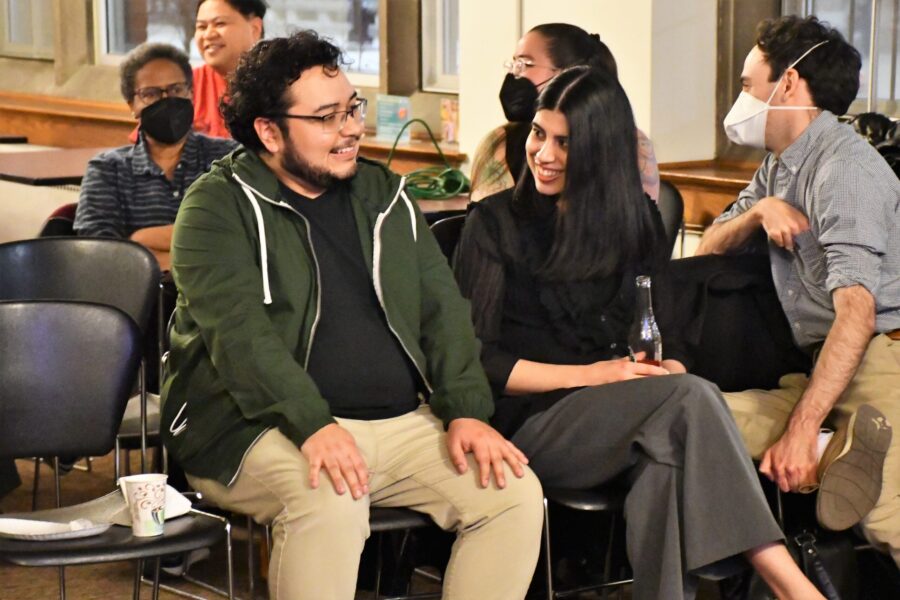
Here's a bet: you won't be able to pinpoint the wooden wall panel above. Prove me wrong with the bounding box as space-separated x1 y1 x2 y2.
0 92 467 174
0 92 134 148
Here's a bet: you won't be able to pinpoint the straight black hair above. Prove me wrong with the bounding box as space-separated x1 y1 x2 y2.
513 66 665 281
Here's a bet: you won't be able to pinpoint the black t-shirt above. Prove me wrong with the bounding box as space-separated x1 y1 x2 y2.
280 182 420 420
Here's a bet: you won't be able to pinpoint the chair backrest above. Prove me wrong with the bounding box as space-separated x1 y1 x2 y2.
0 301 142 458
657 180 684 255
0 238 160 333
429 214 466 263
38 203 78 237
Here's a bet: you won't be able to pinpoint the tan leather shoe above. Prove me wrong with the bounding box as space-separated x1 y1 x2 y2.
817 404 892 531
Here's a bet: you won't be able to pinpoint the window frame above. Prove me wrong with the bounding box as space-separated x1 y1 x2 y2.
782 0 899 117
420 0 459 93
0 0 54 60
93 0 382 88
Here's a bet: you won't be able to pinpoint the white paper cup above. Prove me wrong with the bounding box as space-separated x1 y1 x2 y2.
119 473 167 537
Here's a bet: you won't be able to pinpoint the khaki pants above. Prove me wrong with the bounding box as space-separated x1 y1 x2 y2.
188 406 544 600
724 334 900 567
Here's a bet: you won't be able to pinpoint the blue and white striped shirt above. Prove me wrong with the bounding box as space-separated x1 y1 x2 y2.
74 131 237 238
716 111 900 348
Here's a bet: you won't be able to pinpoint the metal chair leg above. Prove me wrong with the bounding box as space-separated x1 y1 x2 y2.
543 497 554 600
152 557 162 600
134 560 144 600
139 360 148 473
226 520 235 600
53 457 61 508
31 458 41 511
58 565 66 600
176 509 235 600
115 438 122 482
600 513 617 600
247 516 256 598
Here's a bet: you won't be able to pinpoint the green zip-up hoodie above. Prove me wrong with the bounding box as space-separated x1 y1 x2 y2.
160 148 493 486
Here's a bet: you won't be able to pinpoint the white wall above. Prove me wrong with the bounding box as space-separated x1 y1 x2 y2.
0 180 77 243
521 0 654 134
458 0 520 162
458 0 717 166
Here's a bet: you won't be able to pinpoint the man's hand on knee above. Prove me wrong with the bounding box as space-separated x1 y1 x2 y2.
301 423 370 499
446 418 529 489
759 425 818 493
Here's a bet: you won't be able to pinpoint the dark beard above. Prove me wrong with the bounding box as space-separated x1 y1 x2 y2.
281 136 357 190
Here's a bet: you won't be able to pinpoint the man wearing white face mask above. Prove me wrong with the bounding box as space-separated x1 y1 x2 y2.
697 15 900 567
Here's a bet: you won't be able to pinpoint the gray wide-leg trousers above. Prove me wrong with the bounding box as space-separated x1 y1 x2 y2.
511 373 784 600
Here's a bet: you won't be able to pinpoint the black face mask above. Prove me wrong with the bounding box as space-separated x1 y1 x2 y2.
499 73 538 122
140 97 194 144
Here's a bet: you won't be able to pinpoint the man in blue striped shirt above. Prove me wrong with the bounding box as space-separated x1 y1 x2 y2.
75 42 236 270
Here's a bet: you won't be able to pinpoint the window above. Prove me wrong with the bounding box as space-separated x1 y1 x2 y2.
421 0 460 92
0 0 54 59
266 0 380 86
783 0 899 116
97 0 380 86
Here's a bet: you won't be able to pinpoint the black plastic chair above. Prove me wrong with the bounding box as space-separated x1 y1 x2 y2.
657 180 685 257
542 486 633 599
429 214 466 263
0 301 234 600
0 301 141 465
0 238 160 507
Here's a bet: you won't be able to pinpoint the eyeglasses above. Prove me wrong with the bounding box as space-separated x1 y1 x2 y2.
503 57 557 78
134 82 191 104
268 98 368 133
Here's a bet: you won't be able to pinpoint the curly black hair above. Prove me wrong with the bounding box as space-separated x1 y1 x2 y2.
756 15 861 116
222 30 345 151
119 43 193 102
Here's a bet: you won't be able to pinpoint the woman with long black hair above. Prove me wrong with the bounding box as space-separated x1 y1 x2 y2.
454 65 824 600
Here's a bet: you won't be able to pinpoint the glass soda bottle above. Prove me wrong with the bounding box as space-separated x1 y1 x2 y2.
628 275 662 366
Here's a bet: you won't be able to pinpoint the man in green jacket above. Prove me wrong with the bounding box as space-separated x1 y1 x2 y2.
161 31 543 600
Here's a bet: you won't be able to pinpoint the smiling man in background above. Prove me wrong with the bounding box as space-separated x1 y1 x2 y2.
192 0 265 137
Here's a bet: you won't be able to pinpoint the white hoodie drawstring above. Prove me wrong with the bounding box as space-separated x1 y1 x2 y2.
230 171 411 308
232 173 273 305
401 187 417 242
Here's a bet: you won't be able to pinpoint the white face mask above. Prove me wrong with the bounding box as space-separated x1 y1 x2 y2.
723 41 828 149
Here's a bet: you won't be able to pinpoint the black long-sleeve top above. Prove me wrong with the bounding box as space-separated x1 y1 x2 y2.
454 189 662 437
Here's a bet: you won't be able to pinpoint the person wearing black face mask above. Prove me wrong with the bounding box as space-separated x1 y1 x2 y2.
470 23 661 203
74 42 237 271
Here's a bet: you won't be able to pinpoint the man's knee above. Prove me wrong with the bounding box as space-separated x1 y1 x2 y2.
485 466 544 528
280 484 370 535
